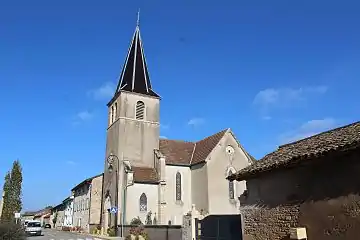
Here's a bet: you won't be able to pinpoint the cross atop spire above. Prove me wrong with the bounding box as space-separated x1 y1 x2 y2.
137 9 140 27
113 12 159 99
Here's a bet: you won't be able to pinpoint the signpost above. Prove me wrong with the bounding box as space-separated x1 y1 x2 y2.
110 207 118 214
14 213 20 224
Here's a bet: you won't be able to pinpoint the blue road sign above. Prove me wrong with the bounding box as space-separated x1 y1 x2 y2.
110 207 118 214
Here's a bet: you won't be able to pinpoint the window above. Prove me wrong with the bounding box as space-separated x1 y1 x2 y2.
228 170 235 200
114 102 117 120
135 101 145 120
111 105 115 123
139 193 147 212
175 172 182 201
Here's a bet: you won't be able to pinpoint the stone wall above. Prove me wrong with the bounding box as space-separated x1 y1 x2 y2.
242 148 360 240
241 205 300 240
90 174 103 225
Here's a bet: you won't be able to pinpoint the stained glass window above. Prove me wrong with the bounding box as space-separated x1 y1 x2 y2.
229 181 235 199
139 193 147 212
176 172 182 201
228 170 235 199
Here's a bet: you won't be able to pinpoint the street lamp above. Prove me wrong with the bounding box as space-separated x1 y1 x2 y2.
106 153 134 237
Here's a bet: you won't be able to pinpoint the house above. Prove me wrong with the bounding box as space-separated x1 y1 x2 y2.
101 18 254 233
228 121 360 240
33 208 51 226
72 173 103 233
51 203 65 229
50 203 65 228
63 197 74 227
21 211 36 221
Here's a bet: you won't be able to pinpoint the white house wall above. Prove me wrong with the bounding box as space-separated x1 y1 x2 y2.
73 185 91 231
125 183 158 224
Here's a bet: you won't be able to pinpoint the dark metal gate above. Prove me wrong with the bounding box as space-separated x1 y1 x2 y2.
195 214 242 240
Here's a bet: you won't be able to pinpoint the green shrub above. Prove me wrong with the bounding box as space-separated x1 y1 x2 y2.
0 222 26 240
130 217 142 226
107 226 116 236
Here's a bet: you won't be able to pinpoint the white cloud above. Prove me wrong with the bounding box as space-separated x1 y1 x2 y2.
253 85 328 116
279 118 337 144
160 136 168 139
77 111 93 121
187 118 205 127
88 82 116 100
72 110 93 125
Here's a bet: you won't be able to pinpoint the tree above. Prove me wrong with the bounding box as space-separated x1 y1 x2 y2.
0 160 23 223
1 172 12 222
10 160 23 214
52 211 58 227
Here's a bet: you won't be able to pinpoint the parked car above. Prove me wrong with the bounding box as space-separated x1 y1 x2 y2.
25 221 42 236
44 224 51 228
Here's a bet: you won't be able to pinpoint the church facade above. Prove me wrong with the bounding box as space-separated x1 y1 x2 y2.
101 21 254 231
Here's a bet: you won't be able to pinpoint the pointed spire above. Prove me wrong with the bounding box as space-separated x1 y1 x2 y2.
114 12 159 98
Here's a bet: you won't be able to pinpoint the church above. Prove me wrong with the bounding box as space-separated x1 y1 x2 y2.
100 19 254 231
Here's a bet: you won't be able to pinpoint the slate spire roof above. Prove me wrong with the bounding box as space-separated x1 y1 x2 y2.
114 13 159 98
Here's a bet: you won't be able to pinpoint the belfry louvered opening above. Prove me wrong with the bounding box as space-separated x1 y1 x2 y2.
135 101 145 120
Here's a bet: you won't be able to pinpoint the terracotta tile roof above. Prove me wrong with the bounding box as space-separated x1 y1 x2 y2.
133 167 159 183
159 129 228 166
191 129 228 164
229 121 360 181
159 139 194 165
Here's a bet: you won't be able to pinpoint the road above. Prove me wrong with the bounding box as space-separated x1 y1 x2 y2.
27 229 104 240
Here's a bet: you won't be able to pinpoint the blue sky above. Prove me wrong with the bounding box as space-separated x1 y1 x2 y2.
0 0 359 211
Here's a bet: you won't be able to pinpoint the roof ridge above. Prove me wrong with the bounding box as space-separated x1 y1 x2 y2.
195 128 228 144
160 138 194 144
279 121 360 148
189 142 197 164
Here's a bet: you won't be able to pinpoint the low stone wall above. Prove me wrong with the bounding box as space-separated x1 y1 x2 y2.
118 224 182 240
242 194 360 240
241 204 300 240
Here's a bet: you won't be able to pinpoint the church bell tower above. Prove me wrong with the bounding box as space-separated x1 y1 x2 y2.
105 17 160 169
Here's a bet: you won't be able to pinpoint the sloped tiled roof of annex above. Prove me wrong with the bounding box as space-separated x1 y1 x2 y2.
132 167 159 183
159 128 254 166
229 121 360 181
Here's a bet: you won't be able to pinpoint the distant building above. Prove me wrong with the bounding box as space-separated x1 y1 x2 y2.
63 197 74 227
72 173 103 233
33 208 51 226
51 203 66 229
21 211 37 221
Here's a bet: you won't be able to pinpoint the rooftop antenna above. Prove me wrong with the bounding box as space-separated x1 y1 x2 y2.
136 9 140 27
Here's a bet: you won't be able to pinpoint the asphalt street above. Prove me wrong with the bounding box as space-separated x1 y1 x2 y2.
26 229 104 240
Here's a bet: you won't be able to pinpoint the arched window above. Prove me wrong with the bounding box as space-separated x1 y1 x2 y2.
175 172 182 201
135 101 145 120
110 105 114 124
228 170 235 200
139 193 147 212
114 102 118 120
